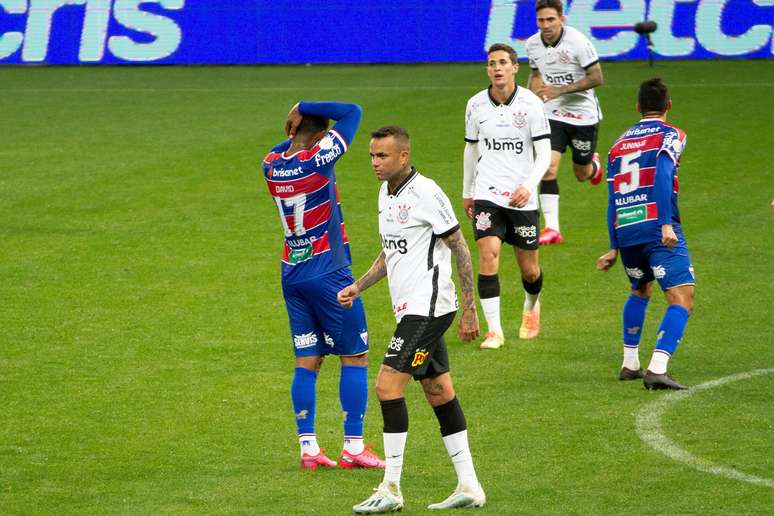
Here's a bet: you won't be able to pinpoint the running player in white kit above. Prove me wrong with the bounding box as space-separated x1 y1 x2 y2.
525 0 605 245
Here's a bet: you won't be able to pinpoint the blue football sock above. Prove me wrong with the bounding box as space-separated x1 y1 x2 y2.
291 367 317 436
655 304 690 356
339 365 368 438
623 294 649 347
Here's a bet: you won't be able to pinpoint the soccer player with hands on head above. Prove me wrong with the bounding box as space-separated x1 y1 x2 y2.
262 100 384 470
340 126 485 513
597 78 695 390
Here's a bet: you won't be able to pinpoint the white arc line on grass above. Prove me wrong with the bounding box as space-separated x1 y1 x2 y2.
636 367 774 489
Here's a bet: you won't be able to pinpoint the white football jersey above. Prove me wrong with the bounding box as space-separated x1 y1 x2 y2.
464 86 551 211
378 169 459 322
526 25 602 126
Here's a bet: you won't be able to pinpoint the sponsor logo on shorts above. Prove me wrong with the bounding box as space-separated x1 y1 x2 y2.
411 349 429 367
323 333 335 347
516 225 537 238
652 265 666 279
360 331 369 345
475 211 492 231
293 332 318 349
689 265 695 279
571 138 592 151
388 336 404 352
625 267 645 279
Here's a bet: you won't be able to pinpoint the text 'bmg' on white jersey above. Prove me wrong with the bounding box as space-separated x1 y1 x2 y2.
464 86 551 211
526 26 602 126
378 169 460 322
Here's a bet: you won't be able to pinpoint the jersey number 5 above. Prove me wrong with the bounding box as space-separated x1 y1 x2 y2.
618 151 642 195
275 194 307 236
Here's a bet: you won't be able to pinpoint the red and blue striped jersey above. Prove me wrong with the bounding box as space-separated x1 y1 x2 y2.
263 128 353 284
606 118 687 248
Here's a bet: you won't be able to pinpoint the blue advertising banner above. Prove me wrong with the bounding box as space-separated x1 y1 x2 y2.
0 1 772 64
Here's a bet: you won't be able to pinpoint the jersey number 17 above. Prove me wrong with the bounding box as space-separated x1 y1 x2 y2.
275 194 307 236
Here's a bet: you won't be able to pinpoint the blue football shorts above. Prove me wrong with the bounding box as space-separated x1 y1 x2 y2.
282 267 369 358
619 238 695 291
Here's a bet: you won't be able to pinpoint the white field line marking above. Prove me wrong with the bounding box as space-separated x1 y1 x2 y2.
636 367 774 489
6 83 774 93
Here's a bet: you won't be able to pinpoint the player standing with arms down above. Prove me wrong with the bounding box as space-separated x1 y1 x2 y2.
526 0 605 245
462 43 552 349
597 78 694 390
340 126 485 512
262 101 384 468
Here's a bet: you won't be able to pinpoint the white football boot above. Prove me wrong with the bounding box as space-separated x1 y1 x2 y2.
427 481 486 510
353 480 404 514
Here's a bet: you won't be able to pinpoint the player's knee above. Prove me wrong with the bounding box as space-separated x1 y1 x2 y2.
478 251 500 270
521 265 541 283
421 380 455 407
573 166 590 181
375 380 401 401
666 288 694 315
341 353 368 367
296 356 324 372
632 283 652 298
680 296 694 315
544 165 559 179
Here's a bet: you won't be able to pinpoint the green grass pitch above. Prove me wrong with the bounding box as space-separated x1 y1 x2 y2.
1 60 772 514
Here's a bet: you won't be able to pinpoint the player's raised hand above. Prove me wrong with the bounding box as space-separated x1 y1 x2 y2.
463 198 474 219
508 186 530 208
596 249 618 271
661 224 678 248
457 307 480 342
337 283 360 308
285 102 303 139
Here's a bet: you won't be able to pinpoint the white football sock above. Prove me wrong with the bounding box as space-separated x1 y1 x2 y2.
622 345 640 370
299 434 320 456
523 292 540 312
383 432 407 485
343 436 365 455
539 194 560 231
648 350 670 375
442 430 478 486
480 297 502 335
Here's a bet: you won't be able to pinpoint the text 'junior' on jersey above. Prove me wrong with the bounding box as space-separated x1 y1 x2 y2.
263 129 352 284
606 119 687 247
378 169 460 322
465 86 551 211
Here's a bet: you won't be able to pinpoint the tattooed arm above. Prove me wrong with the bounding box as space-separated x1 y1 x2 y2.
442 229 480 341
337 251 387 308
